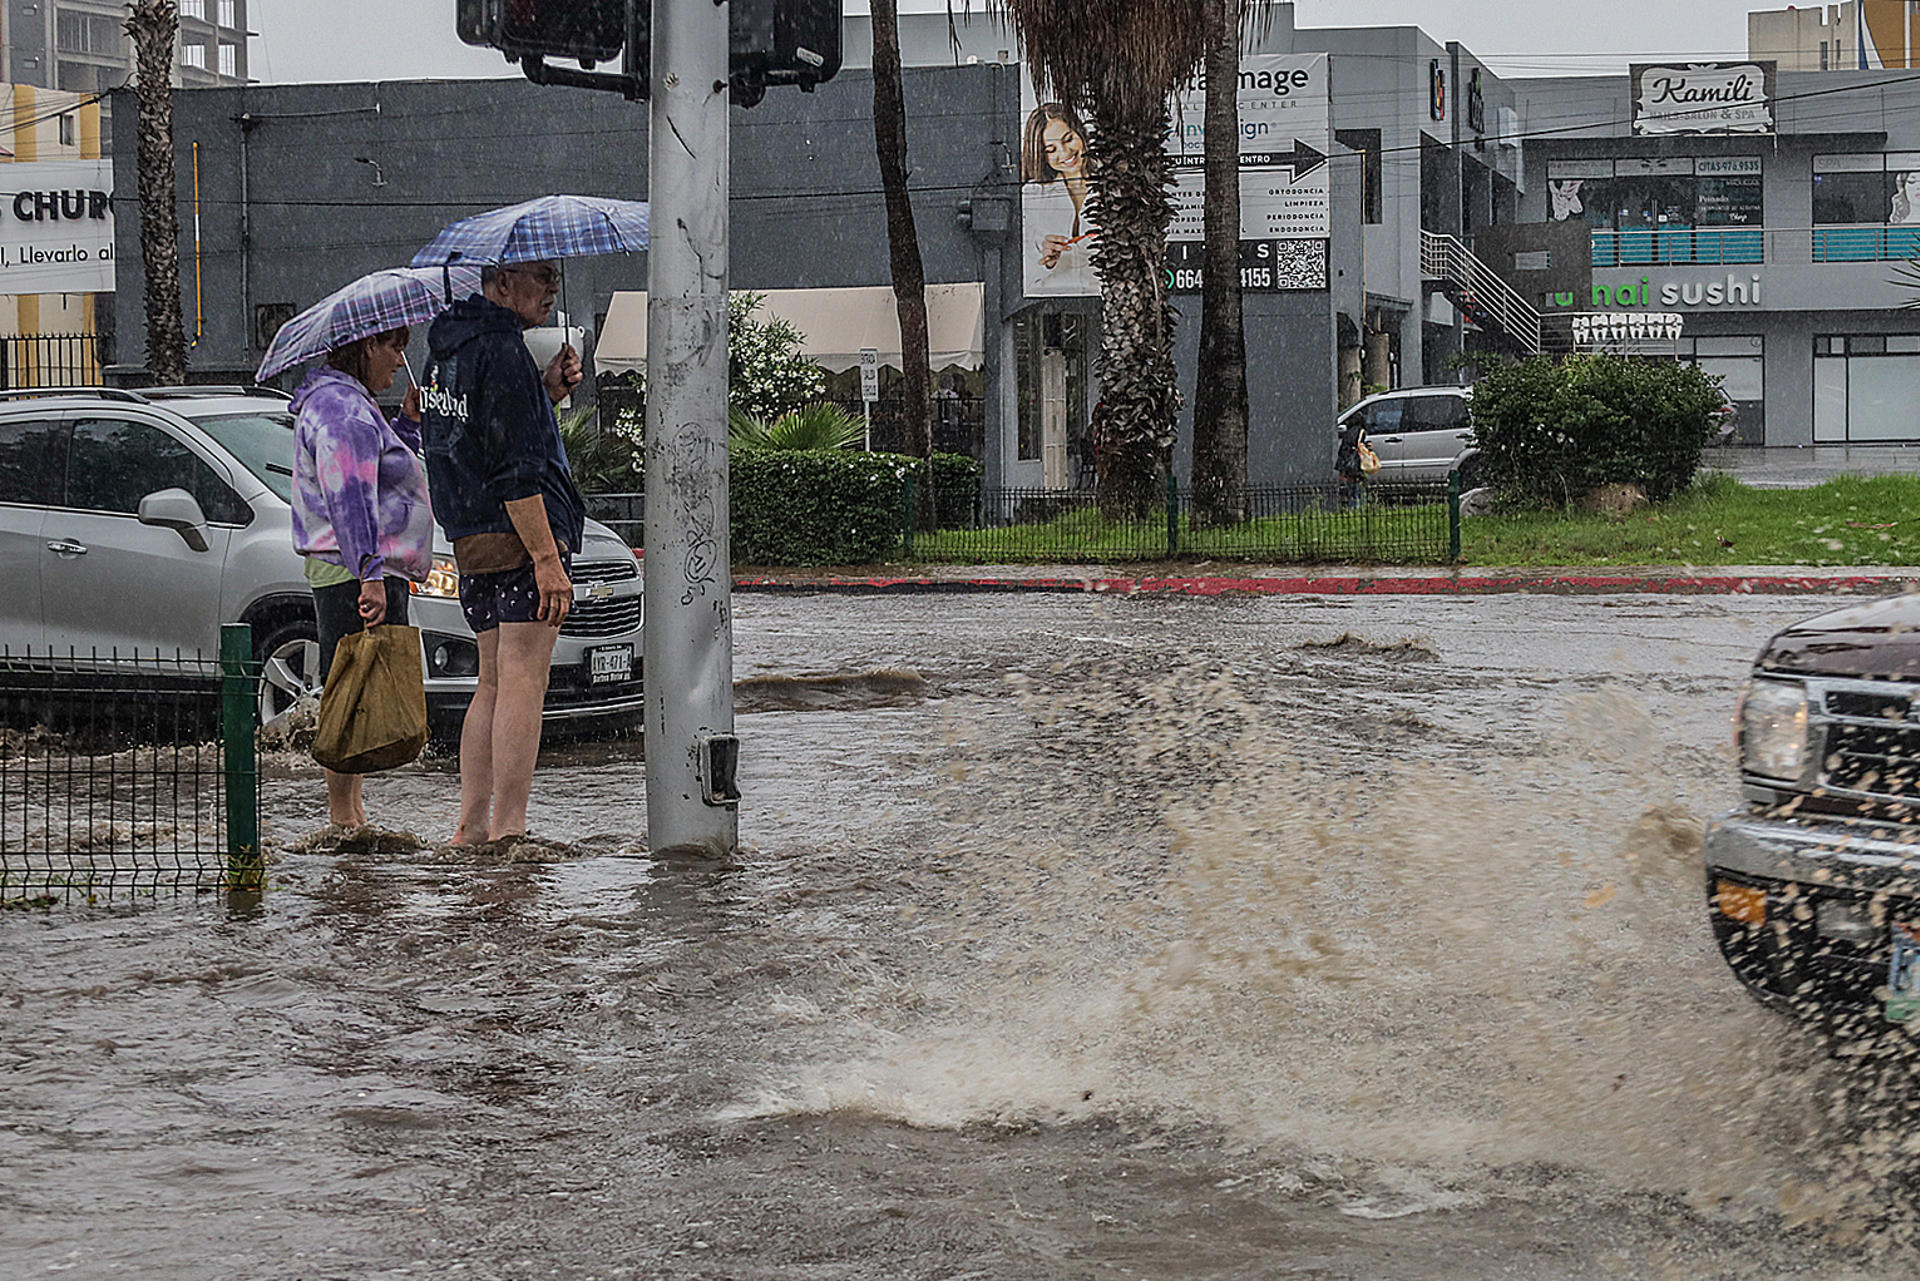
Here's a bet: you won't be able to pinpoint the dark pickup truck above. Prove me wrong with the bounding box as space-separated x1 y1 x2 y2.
1707 595 1920 1037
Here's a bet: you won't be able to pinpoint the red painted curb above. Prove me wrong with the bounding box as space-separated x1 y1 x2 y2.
732 573 1920 597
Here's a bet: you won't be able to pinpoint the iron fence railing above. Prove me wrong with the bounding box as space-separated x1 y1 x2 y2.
585 491 644 547
905 477 1459 565
0 625 263 901
0 332 104 389
585 476 1461 567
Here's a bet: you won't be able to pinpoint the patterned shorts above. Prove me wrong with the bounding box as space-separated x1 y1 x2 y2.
458 552 572 634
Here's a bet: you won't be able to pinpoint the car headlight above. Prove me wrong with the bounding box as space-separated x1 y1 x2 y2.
412 556 460 599
1739 677 1809 782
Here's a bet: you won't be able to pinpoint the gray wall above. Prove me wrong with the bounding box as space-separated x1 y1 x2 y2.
114 58 1365 487
113 65 1015 408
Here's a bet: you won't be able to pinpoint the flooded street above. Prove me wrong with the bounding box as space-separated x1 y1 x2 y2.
7 591 1919 1278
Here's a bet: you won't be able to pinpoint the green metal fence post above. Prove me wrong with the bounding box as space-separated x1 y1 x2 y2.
1166 471 1180 559
220 623 262 892
1447 468 1463 562
902 473 918 560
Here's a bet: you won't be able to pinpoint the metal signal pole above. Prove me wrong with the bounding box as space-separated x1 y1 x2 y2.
643 0 739 853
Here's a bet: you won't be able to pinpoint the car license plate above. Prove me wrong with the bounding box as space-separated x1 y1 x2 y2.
1889 925 1920 1024
587 644 632 686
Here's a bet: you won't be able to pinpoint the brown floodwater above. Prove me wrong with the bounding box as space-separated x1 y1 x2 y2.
4 592 1918 1279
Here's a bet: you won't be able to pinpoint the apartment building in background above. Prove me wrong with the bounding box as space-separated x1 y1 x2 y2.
1750 1 1920 71
3 0 250 99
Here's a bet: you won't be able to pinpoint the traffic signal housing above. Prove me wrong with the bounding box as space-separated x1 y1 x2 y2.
456 0 842 105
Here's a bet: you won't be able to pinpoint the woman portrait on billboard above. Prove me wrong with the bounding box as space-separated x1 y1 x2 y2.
1891 169 1920 225
1022 101 1098 293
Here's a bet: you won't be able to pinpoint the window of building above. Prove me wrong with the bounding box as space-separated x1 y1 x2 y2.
179 0 205 18
1335 128 1383 224
218 41 236 77
1011 309 1087 481
1814 334 1920 442
1812 153 1920 260
182 41 205 69
55 61 99 94
218 0 236 27
1553 157 1763 266
1678 335 1764 443
56 9 125 56
58 113 74 147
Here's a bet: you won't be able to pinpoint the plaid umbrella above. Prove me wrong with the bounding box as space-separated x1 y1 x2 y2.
409 195 650 268
256 264 482 381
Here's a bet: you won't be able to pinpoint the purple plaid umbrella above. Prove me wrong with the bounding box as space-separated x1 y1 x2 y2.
409 195 650 269
256 264 482 382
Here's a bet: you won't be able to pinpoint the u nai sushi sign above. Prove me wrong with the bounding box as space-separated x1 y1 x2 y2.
1632 62 1775 136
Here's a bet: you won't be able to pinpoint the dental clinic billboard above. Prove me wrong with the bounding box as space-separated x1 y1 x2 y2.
1019 53 1330 298
0 161 114 294
1631 62 1775 136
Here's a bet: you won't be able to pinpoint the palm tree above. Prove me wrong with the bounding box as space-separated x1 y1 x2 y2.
1191 0 1250 527
127 1 187 386
991 0 1211 517
870 0 934 474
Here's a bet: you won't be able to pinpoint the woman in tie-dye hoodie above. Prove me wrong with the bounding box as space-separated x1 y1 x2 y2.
290 325 434 829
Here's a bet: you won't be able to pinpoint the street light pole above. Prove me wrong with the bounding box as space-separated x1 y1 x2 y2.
643 0 739 854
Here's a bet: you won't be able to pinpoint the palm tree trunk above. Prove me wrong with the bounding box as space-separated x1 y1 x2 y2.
1192 0 1249 528
1085 106 1179 520
869 0 933 504
127 1 186 385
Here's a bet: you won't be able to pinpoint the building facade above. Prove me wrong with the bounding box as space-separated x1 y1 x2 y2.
1512 64 1920 445
1750 2 1920 71
4 0 250 98
110 10 1920 490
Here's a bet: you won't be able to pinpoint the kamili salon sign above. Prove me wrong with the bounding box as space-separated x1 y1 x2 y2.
1632 62 1775 135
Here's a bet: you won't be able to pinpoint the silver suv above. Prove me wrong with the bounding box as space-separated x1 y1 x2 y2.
0 386 643 738
1335 386 1478 489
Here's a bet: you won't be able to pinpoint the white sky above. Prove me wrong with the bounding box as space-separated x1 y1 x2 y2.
250 0 1774 84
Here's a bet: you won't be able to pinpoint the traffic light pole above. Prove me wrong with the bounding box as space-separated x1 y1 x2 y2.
643 0 740 854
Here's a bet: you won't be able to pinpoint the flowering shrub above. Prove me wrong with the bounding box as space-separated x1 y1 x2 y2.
728 291 826 421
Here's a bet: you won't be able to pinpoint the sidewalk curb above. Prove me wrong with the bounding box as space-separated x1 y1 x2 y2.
733 572 1920 598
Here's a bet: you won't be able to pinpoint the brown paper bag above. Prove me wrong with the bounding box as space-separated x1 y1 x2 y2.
312 624 429 774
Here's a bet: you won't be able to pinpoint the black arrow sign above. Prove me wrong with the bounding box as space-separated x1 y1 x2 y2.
1240 140 1327 182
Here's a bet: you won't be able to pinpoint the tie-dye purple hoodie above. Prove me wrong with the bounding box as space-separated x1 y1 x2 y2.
290 366 434 582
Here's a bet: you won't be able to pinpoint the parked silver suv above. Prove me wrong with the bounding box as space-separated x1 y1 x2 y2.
1335 386 1478 489
0 386 643 738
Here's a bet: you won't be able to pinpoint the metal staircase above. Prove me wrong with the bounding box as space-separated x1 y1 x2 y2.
1419 230 1542 356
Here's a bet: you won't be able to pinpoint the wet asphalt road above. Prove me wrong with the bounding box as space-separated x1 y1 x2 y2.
5 590 1920 1279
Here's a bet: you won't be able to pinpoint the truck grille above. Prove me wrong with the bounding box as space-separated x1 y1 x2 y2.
1825 722 1920 799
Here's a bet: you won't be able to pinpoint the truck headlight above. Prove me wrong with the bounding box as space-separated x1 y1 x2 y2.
1739 678 1809 782
411 556 461 599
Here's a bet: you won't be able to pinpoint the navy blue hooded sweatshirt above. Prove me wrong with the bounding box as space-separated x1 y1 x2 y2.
420 295 585 555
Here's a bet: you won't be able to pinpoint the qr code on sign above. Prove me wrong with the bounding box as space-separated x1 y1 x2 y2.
1274 239 1328 291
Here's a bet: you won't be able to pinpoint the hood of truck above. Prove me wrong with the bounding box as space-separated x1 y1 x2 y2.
1759 594 1920 680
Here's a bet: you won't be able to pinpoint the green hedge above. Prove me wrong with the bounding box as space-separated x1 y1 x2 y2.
1469 354 1724 508
732 450 981 565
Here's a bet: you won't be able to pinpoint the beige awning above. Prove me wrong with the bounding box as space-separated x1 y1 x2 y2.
595 283 986 376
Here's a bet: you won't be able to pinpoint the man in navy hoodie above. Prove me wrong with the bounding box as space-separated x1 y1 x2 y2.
420 259 584 846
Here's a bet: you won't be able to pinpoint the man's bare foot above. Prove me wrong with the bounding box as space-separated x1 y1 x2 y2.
450 827 483 847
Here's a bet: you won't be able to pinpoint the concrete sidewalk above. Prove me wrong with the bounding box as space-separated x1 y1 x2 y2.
1703 444 1920 489
733 563 1920 597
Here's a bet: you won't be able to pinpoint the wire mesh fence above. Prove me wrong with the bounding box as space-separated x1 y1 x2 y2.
0 630 262 902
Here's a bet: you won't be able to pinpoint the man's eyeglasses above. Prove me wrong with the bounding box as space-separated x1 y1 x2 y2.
503 265 561 288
